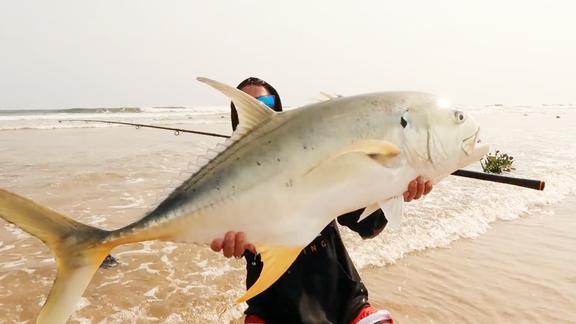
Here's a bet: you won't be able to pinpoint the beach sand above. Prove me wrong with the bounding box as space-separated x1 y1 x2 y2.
362 197 576 323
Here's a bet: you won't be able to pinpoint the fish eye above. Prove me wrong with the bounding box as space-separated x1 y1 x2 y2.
400 116 407 128
454 111 465 123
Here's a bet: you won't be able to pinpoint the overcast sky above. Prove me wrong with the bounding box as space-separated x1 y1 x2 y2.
1 0 575 108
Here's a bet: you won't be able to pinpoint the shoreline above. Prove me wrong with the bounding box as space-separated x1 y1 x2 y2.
361 196 576 323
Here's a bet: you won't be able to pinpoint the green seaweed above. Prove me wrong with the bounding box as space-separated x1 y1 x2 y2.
481 150 515 174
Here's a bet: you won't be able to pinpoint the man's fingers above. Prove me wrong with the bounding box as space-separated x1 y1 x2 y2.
211 239 223 252
404 179 417 202
234 232 247 258
414 178 425 200
210 239 224 252
403 190 412 202
424 181 433 195
404 177 434 202
409 178 417 193
223 231 236 258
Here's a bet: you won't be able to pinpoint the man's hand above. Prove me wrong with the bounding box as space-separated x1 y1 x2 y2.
403 176 433 202
210 231 255 258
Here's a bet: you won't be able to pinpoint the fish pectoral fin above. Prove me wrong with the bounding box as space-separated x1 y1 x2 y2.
358 203 380 222
197 77 275 137
336 139 401 164
378 195 404 229
236 244 303 303
306 140 401 176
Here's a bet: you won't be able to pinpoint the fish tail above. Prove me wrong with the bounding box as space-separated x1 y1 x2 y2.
0 189 113 324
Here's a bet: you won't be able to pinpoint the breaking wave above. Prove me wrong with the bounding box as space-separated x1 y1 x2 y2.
0 106 229 131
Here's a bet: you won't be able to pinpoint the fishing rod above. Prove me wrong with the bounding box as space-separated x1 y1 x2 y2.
452 169 545 191
60 119 545 191
59 119 230 138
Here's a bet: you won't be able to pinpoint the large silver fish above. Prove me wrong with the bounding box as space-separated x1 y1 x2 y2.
0 77 488 323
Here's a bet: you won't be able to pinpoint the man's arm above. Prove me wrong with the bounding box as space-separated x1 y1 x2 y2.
337 209 387 239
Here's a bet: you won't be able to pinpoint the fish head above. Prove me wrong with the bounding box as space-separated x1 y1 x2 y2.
398 95 489 179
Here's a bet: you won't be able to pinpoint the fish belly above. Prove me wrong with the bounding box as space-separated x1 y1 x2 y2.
170 160 418 248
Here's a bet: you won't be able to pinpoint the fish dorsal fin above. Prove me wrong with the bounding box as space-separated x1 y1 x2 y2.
236 244 303 303
197 77 275 140
378 195 404 229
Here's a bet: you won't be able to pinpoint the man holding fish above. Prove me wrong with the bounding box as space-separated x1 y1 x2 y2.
210 77 433 324
0 76 487 324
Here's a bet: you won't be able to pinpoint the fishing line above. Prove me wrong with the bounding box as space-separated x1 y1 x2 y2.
59 119 231 138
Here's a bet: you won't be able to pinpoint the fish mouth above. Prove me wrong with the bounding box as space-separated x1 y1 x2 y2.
459 128 489 167
462 128 480 156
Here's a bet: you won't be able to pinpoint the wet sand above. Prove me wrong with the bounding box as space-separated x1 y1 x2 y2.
362 197 576 323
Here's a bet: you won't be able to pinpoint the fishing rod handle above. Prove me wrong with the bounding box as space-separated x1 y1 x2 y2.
451 169 545 191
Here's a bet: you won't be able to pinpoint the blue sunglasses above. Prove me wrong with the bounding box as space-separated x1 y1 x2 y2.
256 95 276 109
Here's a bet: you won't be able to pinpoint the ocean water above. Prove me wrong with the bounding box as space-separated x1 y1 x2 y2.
0 104 575 322
0 106 229 131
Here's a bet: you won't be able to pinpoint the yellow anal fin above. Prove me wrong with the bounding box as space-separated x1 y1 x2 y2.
236 244 303 303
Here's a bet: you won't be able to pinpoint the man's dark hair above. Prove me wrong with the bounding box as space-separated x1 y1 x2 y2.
231 77 283 131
